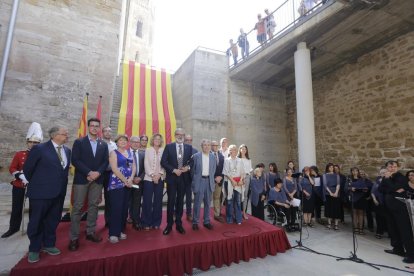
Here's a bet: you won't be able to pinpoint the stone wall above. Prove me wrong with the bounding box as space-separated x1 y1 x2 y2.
287 31 414 176
0 0 122 181
173 49 289 168
123 0 154 64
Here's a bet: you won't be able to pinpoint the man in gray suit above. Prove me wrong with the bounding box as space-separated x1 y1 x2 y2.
191 139 216 231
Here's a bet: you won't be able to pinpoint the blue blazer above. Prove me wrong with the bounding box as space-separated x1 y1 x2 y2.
24 140 71 199
161 142 193 185
191 152 216 193
71 136 109 184
130 149 145 179
213 151 224 178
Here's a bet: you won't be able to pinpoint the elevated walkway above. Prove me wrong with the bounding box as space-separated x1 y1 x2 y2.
229 0 414 89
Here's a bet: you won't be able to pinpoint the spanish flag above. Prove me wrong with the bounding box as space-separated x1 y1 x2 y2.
77 94 88 138
117 62 177 143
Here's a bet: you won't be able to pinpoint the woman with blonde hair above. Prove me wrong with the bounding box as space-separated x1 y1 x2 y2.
141 133 165 230
222 145 245 224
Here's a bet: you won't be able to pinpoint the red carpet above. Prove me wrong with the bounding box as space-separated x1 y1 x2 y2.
11 209 291 276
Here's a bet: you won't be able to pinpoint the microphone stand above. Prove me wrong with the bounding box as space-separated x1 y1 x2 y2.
292 177 318 253
336 176 379 270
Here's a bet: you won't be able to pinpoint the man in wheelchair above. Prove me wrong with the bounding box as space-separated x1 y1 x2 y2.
268 178 300 232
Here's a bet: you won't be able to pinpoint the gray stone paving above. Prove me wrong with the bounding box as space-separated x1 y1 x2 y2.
0 181 413 275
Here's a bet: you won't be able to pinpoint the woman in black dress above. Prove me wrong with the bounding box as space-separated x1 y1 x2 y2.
371 167 387 238
323 163 341 230
349 167 369 234
310 166 323 224
250 168 266 220
299 166 315 227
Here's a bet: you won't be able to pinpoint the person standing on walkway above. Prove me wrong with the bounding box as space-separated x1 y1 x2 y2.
237 28 249 59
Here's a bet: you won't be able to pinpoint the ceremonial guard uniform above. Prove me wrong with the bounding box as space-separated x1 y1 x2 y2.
1 123 42 238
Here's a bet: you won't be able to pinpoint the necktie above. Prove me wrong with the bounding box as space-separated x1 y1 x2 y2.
56 146 64 167
178 144 183 169
133 150 138 176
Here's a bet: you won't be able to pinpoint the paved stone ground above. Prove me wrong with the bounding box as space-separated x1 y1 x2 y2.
1 181 413 275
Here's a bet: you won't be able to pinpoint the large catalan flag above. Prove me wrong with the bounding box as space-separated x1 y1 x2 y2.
117 61 177 143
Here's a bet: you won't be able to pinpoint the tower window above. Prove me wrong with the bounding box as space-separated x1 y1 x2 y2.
136 20 143 38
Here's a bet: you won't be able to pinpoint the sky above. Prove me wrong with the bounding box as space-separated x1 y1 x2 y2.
152 0 301 72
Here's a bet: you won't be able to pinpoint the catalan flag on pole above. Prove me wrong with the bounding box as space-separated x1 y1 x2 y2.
117 61 177 143
96 96 102 138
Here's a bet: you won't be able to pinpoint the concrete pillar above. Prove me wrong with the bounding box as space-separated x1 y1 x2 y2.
294 42 316 169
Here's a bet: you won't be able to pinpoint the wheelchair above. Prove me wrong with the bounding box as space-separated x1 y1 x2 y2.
264 201 302 232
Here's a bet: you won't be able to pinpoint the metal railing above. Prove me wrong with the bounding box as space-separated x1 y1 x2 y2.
227 0 330 69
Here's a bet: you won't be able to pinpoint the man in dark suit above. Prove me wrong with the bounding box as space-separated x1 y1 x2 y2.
69 118 109 251
24 126 71 263
129 136 145 230
161 128 192 235
211 140 225 222
184 134 198 221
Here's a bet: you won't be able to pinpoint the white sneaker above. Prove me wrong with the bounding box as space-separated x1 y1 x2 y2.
119 232 127 240
109 236 119 243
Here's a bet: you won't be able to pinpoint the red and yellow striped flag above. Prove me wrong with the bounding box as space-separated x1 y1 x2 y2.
77 94 88 138
117 62 177 143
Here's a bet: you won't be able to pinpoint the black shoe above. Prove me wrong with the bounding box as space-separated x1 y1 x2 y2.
133 223 142 231
163 226 172 235
60 212 71 222
68 239 79 251
1 229 18 238
203 223 213 230
403 257 414 264
86 233 102 243
192 224 199 231
176 225 186 234
81 212 88 221
384 249 405 257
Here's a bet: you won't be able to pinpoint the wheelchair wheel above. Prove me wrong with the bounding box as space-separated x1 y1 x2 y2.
264 204 277 225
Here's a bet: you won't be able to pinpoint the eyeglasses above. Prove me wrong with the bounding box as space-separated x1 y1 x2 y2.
57 133 69 137
141 139 148 142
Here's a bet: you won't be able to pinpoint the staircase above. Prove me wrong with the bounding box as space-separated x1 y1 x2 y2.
109 69 123 133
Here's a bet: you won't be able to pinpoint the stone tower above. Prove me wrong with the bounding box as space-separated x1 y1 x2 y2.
122 0 155 64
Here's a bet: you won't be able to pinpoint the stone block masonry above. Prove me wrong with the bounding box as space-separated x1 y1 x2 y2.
0 0 122 181
287 31 414 176
173 49 289 168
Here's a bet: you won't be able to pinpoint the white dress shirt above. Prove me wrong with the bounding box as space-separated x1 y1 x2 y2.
176 142 184 159
130 149 140 177
52 140 67 168
202 153 209 176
